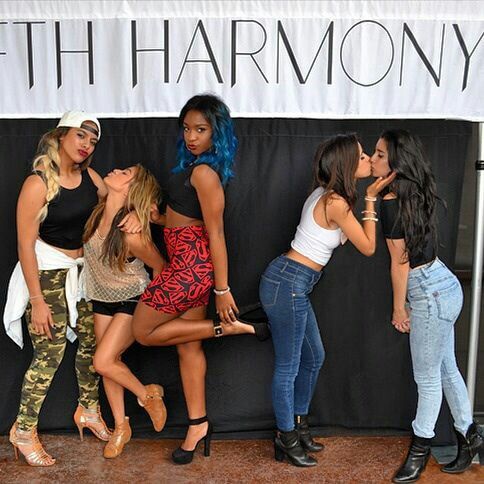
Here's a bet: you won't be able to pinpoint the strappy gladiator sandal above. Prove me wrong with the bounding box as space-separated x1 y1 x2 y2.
103 417 132 459
137 384 167 432
9 422 56 467
73 405 112 441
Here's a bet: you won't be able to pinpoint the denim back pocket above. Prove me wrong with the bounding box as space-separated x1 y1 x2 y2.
432 282 463 323
259 275 281 308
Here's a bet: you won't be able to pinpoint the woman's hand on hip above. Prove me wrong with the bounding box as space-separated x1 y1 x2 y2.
30 299 55 340
216 292 239 323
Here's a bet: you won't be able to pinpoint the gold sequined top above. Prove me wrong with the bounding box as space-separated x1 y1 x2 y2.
84 230 150 302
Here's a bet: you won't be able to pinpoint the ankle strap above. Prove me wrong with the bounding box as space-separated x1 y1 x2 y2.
188 416 208 425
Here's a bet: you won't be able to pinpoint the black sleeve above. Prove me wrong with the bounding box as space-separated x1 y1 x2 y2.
380 199 405 239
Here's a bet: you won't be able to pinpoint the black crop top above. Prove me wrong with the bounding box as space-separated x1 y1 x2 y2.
380 198 435 269
166 163 218 219
38 170 98 250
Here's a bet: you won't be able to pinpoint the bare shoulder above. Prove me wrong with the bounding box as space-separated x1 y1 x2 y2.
21 173 47 196
87 167 103 185
87 167 107 196
191 164 221 188
325 193 349 212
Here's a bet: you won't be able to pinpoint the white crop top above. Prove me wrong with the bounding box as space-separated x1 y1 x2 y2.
290 187 343 266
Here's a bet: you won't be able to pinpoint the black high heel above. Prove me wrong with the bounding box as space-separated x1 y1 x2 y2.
274 429 317 467
236 303 271 341
212 306 271 342
171 416 212 465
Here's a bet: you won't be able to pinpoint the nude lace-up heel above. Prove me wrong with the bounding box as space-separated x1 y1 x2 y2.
9 422 56 467
74 405 112 441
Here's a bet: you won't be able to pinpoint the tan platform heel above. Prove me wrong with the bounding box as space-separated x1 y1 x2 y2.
73 405 112 441
137 384 167 432
9 422 56 466
103 417 132 459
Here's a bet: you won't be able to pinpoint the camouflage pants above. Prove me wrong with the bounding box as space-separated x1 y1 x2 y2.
17 268 99 431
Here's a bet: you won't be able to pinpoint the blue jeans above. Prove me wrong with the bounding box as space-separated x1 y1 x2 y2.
407 258 473 438
259 255 325 432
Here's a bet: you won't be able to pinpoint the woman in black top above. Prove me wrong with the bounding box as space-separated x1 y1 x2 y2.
371 129 483 483
6 112 111 466
133 94 268 465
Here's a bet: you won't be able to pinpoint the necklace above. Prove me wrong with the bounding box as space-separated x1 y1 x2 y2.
96 229 107 241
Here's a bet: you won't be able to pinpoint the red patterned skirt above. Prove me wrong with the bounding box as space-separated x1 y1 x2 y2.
140 225 214 314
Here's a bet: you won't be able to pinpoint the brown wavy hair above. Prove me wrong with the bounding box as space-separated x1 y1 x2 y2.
312 133 360 210
83 164 160 271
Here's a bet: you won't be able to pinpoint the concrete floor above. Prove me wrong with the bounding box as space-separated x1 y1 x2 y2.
0 433 483 483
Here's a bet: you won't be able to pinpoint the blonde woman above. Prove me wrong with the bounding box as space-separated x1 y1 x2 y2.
4 112 127 466
84 165 167 458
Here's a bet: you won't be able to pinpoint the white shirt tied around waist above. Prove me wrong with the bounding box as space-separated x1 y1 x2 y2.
291 187 346 266
3 239 87 348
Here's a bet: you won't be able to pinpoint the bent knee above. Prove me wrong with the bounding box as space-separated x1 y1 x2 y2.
133 328 153 346
93 355 114 376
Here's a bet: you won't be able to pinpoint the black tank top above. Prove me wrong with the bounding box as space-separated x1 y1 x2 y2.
38 170 98 250
380 198 435 268
166 163 217 220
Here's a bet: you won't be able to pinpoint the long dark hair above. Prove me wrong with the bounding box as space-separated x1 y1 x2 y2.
380 129 440 261
173 93 238 185
313 133 360 210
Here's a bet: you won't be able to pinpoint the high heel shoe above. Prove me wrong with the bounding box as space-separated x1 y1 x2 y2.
212 313 271 342
73 404 112 441
171 416 212 465
274 429 317 467
9 422 56 467
295 415 324 452
103 417 132 459
137 384 167 432
442 421 484 473
392 433 431 483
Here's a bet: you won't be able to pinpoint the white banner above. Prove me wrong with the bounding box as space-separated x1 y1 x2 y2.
0 1 483 120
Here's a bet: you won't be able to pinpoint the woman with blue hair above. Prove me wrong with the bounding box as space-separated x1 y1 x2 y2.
132 94 269 464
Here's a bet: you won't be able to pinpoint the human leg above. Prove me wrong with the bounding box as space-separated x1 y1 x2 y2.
12 269 70 465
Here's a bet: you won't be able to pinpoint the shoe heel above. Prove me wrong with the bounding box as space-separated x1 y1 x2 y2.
478 446 484 465
12 444 18 460
204 435 211 457
76 423 84 442
274 442 285 462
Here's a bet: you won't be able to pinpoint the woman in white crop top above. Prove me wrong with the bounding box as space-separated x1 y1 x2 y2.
259 133 395 467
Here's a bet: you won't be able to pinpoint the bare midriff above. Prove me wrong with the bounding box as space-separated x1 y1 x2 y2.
285 248 324 272
165 205 204 229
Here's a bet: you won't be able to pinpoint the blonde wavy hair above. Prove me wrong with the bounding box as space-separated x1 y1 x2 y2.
83 164 161 271
33 127 95 222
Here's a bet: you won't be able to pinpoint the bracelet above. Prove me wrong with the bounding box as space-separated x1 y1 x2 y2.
364 195 377 202
213 286 231 296
29 294 43 301
361 210 377 215
362 216 379 222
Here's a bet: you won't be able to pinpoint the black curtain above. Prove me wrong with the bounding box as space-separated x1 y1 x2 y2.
0 118 470 444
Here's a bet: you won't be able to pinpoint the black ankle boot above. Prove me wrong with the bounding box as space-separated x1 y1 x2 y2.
442 421 484 473
392 433 431 483
274 429 317 467
295 415 324 452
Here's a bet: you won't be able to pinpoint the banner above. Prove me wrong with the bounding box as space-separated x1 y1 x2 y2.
0 1 483 119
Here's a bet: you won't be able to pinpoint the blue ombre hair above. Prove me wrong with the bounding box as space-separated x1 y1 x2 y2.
173 94 238 185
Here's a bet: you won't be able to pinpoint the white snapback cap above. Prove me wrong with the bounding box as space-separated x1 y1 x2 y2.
57 111 101 139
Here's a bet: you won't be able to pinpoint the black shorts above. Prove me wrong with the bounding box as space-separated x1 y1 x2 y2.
91 295 141 316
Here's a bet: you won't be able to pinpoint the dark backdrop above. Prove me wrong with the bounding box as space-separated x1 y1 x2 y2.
0 118 470 444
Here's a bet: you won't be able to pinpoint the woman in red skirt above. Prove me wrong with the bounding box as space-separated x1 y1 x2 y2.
132 94 269 464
